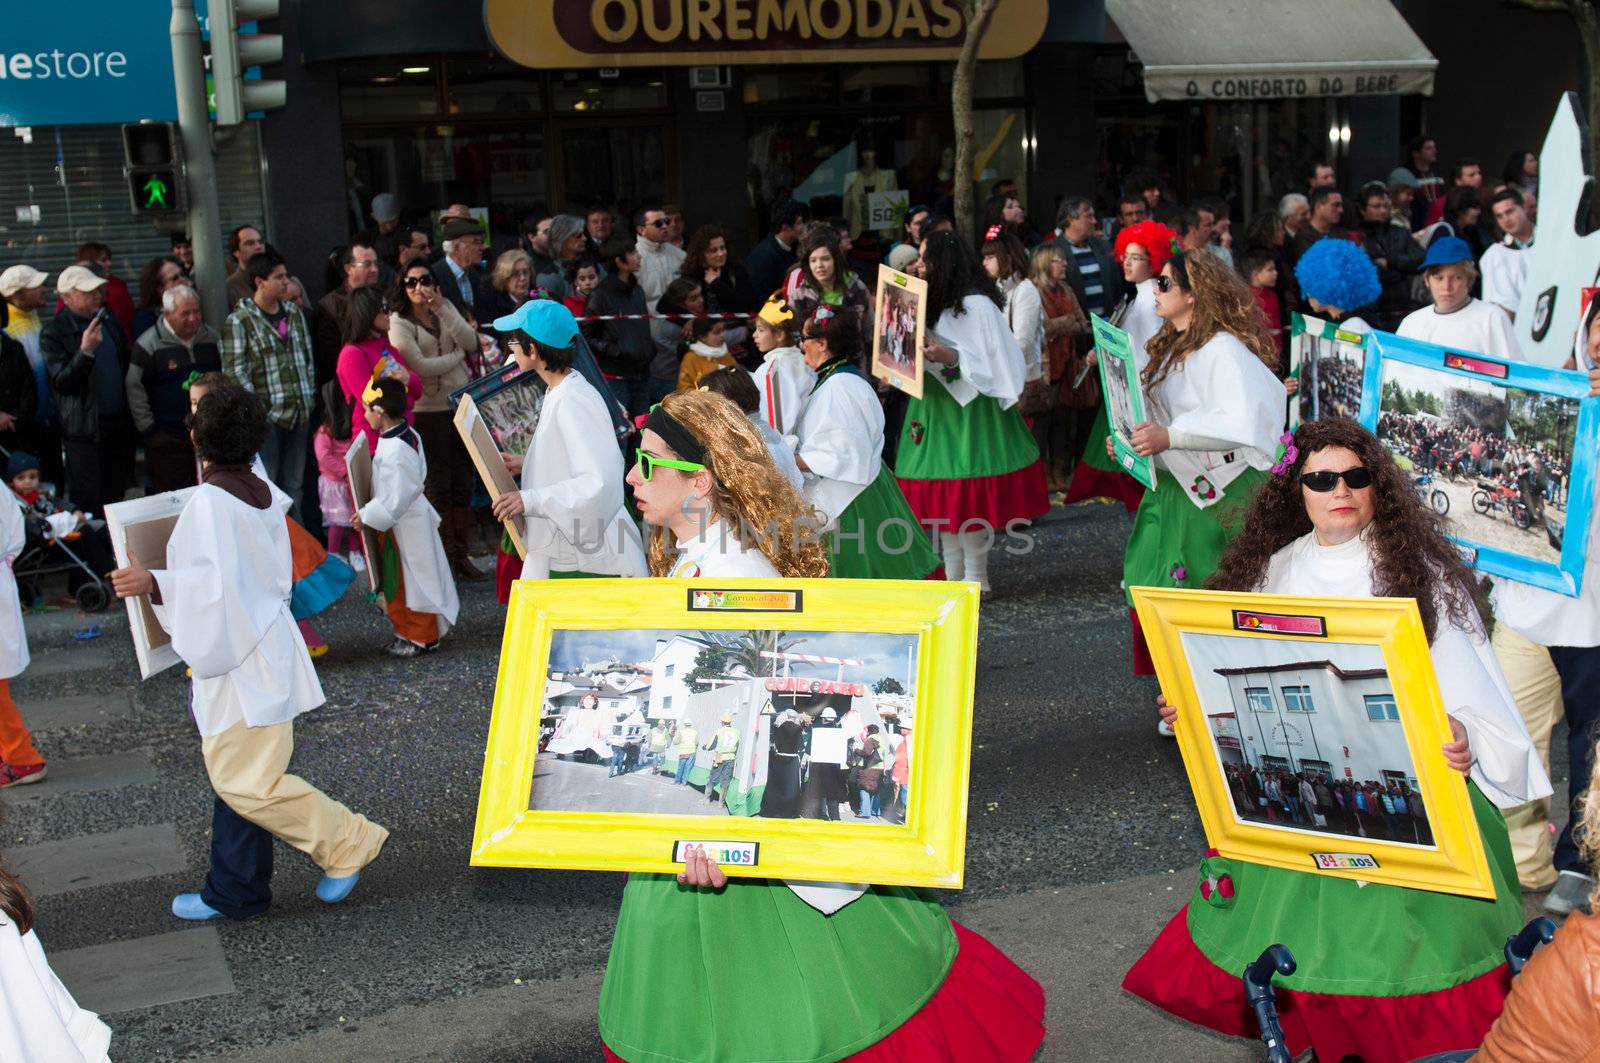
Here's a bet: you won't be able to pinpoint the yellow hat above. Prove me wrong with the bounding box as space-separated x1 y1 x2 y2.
720 712 733 723
361 361 386 408
757 296 795 329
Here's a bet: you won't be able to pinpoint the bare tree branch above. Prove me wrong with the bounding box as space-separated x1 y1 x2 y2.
952 0 999 243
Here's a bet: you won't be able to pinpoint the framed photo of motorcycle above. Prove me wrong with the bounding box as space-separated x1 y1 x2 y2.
1359 330 1599 597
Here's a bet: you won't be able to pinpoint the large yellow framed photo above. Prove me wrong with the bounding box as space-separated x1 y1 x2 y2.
1130 587 1494 900
471 578 979 887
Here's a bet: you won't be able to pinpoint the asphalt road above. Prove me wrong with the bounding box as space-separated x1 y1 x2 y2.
9 499 1573 1062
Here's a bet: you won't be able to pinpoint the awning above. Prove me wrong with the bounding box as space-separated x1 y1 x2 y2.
1106 0 1437 103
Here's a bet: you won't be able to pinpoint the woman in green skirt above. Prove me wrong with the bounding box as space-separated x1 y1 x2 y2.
1117 250 1286 679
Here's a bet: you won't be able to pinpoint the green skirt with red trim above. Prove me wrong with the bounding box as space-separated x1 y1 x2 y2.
895 374 1048 529
830 463 943 580
1062 405 1144 512
1122 784 1522 1063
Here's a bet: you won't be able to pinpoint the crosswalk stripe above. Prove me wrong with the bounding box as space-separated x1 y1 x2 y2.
3 824 184 896
51 927 236 1015
6 749 156 802
18 691 134 732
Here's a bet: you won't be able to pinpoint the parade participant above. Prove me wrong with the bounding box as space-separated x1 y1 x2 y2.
1293 235 1382 333
313 379 362 572
488 300 645 601
351 376 460 657
1119 250 1284 677
673 716 698 785
0 858 112 1058
703 711 740 805
109 377 388 921
186 373 352 659
546 691 612 761
760 708 807 818
0 487 46 788
696 366 803 492
800 705 850 821
674 318 737 392
601 388 1045 1063
897 231 1048 593
790 306 941 580
1126 419 1548 1063
748 295 813 437
1065 220 1177 511
1397 236 1522 357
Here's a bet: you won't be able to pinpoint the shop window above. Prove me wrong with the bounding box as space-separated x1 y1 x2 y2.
339 58 442 121
559 126 668 214
446 54 543 116
935 59 1026 101
743 68 836 106
972 107 1028 208
840 66 931 105
551 70 669 112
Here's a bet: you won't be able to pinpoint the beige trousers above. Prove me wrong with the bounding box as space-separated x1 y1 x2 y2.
1492 623 1564 891
201 718 389 878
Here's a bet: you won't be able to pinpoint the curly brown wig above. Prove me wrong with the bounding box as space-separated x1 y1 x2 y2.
1143 250 1278 389
643 391 829 580
1207 419 1484 643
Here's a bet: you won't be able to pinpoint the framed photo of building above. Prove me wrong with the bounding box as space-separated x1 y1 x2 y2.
871 265 926 399
1288 313 1368 430
105 490 196 680
1091 314 1157 490
344 443 382 593
1130 586 1495 899
471 578 979 887
1360 330 1599 597
454 394 526 558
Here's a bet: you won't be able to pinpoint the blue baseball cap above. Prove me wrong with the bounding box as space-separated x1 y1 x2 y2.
1421 235 1473 271
493 299 579 348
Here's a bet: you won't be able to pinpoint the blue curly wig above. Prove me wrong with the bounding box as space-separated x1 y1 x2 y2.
1293 237 1381 312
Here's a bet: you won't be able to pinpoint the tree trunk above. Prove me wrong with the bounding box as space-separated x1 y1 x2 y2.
951 0 999 244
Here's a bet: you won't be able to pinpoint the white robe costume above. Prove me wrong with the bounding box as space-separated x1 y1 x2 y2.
152 483 324 737
1147 332 1286 509
668 524 865 915
929 295 1027 409
790 367 883 530
749 414 804 493
358 424 460 634
547 702 614 759
1397 298 1523 359
752 345 815 438
0 498 29 679
1261 531 1551 809
0 915 111 1062
515 372 646 580
1117 277 1163 372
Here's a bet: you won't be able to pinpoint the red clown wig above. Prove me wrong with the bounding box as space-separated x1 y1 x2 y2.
1113 220 1181 274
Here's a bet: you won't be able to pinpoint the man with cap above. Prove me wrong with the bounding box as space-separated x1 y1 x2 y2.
0 266 59 486
432 217 488 318
704 711 740 805
1396 236 1521 358
128 284 221 491
40 264 134 513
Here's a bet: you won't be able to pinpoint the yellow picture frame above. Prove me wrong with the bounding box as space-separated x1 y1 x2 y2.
1130 586 1495 900
471 577 979 888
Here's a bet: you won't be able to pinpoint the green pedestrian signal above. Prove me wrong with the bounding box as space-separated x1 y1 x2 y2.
141 176 171 211
121 123 184 216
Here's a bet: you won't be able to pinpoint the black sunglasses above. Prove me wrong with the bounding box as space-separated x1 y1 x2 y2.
648 218 669 228
1155 275 1176 293
1300 467 1373 492
403 274 436 289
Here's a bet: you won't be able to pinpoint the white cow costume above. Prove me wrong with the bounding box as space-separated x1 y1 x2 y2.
358 419 460 642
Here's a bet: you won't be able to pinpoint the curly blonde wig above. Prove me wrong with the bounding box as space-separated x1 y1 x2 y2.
1142 250 1279 389
1580 739 1600 910
644 390 830 579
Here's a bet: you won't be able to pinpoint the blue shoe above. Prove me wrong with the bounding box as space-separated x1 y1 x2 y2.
171 893 226 921
316 872 361 903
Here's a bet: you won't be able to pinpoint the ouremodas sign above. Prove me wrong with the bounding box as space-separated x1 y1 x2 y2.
485 0 1048 67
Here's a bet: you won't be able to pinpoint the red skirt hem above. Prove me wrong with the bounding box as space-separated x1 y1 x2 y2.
897 462 1050 529
602 921 1045 1063
1122 904 1511 1063
1062 463 1144 512
495 548 522 606
1129 607 1155 676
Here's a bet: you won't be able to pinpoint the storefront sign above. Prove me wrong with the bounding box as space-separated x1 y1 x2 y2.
485 0 1049 67
1142 64 1436 103
868 190 910 231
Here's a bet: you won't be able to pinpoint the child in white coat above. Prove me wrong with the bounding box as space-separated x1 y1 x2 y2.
352 377 460 657
0 494 45 787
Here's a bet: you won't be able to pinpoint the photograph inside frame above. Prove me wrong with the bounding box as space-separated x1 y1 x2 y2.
1293 320 1365 424
1375 358 1578 566
476 371 546 457
1181 632 1436 848
532 627 919 825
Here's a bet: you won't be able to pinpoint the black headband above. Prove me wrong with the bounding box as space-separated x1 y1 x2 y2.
642 406 708 465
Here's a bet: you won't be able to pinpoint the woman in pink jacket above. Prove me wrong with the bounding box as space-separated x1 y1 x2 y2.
335 287 420 451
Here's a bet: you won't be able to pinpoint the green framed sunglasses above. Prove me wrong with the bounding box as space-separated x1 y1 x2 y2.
635 448 706 481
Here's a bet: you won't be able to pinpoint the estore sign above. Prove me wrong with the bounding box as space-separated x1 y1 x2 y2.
0 5 180 127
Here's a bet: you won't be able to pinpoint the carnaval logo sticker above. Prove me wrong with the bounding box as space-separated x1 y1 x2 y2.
1442 351 1510 379
1232 610 1328 636
673 840 760 866
1312 852 1379 871
686 588 803 612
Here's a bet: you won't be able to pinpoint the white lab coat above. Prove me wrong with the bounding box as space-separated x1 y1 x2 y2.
929 295 1026 408
1397 298 1523 359
791 367 884 529
1147 331 1286 508
0 500 29 680
1261 531 1551 809
0 917 111 1063
359 428 460 629
515 372 646 579
151 483 324 737
752 346 815 437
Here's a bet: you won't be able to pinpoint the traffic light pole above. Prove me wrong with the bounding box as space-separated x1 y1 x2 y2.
170 0 229 328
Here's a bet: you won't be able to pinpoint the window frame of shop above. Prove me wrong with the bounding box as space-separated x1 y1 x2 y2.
336 54 679 235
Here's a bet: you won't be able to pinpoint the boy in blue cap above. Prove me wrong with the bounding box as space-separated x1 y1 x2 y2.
1397 235 1522 357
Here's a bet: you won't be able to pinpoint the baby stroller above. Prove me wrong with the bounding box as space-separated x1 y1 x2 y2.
1244 918 1556 1062
11 498 112 613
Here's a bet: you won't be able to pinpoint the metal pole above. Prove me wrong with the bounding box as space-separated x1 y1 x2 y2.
170 0 228 328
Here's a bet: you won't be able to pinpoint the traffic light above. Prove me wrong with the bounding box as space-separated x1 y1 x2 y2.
121 123 184 216
210 0 286 125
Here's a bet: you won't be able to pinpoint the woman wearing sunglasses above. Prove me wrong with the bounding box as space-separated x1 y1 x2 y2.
389 261 484 582
487 300 644 597
603 388 1044 1063
790 305 940 580
1119 250 1286 679
1125 418 1547 1063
